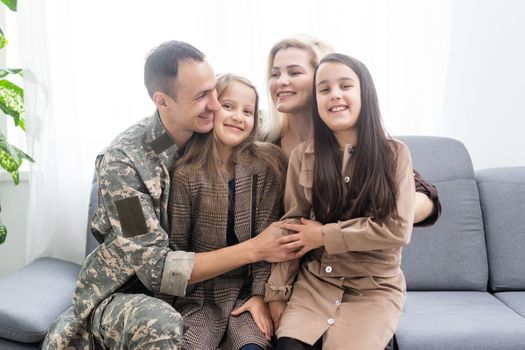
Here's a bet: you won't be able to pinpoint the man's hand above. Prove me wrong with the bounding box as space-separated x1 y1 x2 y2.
231 295 273 340
268 301 287 331
251 222 297 263
279 218 324 257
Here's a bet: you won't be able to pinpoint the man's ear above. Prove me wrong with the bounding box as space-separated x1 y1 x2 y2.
152 91 170 110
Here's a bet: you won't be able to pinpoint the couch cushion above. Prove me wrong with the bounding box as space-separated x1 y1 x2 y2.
495 292 525 319
476 167 525 291
398 136 488 291
0 339 40 350
0 258 81 343
396 291 525 350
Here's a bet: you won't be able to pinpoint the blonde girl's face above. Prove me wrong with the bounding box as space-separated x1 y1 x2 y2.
315 62 362 138
213 81 256 149
269 47 315 114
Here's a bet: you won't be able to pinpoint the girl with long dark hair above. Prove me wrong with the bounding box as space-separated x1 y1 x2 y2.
266 54 415 350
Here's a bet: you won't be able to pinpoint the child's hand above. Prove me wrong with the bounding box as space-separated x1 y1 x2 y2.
268 300 287 331
231 295 273 340
279 218 324 257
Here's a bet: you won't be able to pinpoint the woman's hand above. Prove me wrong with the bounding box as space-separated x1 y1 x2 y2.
268 301 287 331
251 221 297 263
231 295 273 340
279 218 324 257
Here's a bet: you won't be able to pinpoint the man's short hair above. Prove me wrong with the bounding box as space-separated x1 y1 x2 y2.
144 40 205 100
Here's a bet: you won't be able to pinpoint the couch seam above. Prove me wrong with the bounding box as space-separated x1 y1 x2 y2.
494 294 525 319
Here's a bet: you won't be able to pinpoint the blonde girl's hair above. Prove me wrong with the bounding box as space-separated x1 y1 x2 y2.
176 73 287 188
261 34 334 142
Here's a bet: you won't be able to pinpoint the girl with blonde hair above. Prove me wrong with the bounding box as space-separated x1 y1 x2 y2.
170 73 287 350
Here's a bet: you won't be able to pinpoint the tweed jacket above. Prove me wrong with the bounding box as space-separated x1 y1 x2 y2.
43 112 193 350
169 154 283 350
265 139 415 345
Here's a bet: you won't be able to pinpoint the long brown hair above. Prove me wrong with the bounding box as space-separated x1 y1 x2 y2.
177 73 286 188
311 53 398 224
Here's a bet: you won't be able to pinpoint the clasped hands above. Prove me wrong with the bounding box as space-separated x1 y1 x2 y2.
255 219 324 263
278 218 324 258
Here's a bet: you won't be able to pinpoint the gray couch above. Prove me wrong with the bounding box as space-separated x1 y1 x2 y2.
396 137 525 349
1 136 524 349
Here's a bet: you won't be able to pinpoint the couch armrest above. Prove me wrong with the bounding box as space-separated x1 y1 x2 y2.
0 258 81 343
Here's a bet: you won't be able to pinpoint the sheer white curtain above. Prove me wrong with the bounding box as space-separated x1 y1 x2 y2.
20 1 89 264
18 0 452 264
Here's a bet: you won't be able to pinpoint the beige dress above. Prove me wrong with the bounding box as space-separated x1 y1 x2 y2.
265 140 415 350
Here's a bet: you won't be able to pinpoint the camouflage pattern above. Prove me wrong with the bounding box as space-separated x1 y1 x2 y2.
91 293 182 349
43 112 192 349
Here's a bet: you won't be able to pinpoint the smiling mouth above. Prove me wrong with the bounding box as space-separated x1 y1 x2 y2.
225 124 244 132
198 112 214 119
277 91 296 98
329 105 348 112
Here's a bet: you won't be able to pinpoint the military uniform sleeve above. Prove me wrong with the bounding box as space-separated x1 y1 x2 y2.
414 169 441 227
323 143 415 254
251 167 282 297
264 148 306 302
97 148 194 297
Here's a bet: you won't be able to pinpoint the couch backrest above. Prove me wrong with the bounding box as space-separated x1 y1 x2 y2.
83 136 492 292
398 136 488 291
476 167 525 292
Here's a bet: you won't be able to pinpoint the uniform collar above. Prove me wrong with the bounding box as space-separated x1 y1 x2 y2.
147 110 180 168
149 110 176 154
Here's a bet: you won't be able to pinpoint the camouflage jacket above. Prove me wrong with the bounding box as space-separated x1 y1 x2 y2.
43 112 194 349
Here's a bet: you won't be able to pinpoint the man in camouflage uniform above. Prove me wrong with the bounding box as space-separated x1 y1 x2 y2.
43 41 293 350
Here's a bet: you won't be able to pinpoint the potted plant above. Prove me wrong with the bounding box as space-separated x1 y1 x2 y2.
0 0 34 244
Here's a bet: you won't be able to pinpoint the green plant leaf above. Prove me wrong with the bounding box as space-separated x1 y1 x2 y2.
0 33 7 50
0 149 21 184
0 131 33 184
0 69 23 78
1 0 17 11
0 79 25 130
15 147 34 163
0 220 7 244
0 130 20 163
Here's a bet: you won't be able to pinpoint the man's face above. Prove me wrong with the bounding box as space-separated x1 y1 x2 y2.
167 60 220 134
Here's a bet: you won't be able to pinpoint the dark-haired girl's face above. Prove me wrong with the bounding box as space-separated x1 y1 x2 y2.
316 62 361 142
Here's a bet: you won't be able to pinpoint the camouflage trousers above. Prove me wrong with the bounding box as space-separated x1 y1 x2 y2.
91 293 182 350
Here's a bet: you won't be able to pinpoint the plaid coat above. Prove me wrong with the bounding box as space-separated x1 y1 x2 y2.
169 155 283 350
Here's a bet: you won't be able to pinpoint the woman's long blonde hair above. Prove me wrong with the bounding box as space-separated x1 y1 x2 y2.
261 34 334 142
177 73 286 187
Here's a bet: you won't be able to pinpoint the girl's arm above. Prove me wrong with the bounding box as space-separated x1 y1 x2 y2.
414 170 441 226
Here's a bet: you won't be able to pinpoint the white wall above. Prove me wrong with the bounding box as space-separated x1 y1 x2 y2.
438 0 525 169
0 177 29 276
